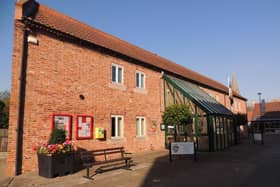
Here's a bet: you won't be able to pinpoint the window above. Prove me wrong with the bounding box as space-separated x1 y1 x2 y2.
112 64 123 84
215 95 219 102
136 71 145 89
237 101 241 111
136 117 145 137
111 115 124 138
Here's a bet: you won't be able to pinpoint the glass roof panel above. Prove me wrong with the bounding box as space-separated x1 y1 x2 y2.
164 75 233 116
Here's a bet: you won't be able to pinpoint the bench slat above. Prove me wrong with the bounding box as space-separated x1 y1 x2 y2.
81 147 132 180
81 150 125 158
83 147 124 153
81 147 131 167
91 157 131 166
83 158 131 166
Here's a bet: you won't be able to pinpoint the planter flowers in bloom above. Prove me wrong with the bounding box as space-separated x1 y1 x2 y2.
33 140 74 155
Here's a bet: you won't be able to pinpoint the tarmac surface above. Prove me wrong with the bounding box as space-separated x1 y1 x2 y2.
1 134 280 187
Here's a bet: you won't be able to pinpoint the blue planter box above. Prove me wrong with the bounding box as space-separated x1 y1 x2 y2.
37 153 74 178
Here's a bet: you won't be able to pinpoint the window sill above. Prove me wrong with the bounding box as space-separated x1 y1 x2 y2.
109 137 125 144
109 82 126 91
133 88 147 94
111 136 124 140
135 136 146 140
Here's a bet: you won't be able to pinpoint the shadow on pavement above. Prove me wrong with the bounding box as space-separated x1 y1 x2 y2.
140 135 280 187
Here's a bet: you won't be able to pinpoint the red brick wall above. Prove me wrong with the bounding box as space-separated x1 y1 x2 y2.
7 21 165 175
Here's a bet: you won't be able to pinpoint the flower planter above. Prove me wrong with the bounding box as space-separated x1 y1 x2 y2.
37 153 74 178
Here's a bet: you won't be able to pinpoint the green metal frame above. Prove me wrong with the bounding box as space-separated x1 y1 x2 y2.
162 75 235 152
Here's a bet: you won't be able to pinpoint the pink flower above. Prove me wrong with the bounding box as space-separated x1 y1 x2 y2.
32 146 38 151
34 140 73 155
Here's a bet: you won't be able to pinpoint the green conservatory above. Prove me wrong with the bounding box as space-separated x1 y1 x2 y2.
163 75 236 152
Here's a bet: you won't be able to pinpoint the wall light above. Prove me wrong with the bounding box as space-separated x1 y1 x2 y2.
27 35 39 45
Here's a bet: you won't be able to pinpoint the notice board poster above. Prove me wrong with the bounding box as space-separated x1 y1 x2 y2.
76 115 93 140
52 114 72 140
171 142 194 155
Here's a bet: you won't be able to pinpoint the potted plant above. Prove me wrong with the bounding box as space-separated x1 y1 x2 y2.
33 128 75 178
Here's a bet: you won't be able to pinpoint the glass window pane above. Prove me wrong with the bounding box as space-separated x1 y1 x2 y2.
112 65 116 82
141 118 145 136
118 117 122 137
118 67 122 83
136 118 140 136
220 117 224 149
141 74 144 88
136 73 139 88
111 117 116 137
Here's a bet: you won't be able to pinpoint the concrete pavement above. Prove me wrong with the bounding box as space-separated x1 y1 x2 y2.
0 153 7 178
1 134 280 187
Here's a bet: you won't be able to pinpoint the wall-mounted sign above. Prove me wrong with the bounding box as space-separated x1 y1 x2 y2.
76 115 93 140
95 127 105 139
52 114 72 140
160 123 165 131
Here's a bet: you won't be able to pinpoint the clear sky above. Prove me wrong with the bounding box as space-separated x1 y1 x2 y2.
1 0 280 102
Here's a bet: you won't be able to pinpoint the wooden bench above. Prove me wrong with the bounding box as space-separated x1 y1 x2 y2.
80 147 132 179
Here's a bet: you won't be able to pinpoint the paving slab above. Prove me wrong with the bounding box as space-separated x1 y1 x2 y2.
2 135 280 187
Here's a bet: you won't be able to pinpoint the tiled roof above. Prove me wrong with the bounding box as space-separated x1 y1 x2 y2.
251 101 280 121
19 1 246 100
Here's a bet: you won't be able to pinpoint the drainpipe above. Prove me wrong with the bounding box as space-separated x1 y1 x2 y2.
14 0 39 175
15 25 29 175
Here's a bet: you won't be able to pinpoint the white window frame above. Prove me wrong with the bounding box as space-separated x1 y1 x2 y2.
237 101 241 111
215 95 219 102
135 71 145 89
111 64 124 84
111 115 124 138
136 116 146 137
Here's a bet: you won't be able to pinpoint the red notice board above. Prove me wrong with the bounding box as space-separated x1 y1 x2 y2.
76 115 93 140
51 114 72 140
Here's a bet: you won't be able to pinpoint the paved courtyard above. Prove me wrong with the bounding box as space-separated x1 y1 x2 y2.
1 134 280 187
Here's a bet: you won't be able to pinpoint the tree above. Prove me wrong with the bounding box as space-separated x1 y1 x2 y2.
163 104 193 127
0 100 4 110
0 90 10 129
0 100 8 128
234 113 248 126
162 104 193 139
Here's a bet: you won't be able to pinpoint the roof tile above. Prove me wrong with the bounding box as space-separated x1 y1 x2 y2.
23 2 246 100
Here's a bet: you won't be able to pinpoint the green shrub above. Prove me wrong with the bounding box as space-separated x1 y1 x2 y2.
162 104 193 127
234 113 248 126
48 128 66 144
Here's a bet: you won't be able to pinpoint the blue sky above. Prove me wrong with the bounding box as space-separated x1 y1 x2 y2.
1 0 280 102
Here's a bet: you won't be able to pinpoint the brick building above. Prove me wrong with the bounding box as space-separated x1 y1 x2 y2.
248 101 280 122
248 101 280 131
7 0 247 176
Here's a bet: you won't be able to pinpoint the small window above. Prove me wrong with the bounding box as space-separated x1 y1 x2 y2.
215 95 219 102
237 101 241 111
112 64 123 84
111 115 124 138
136 71 145 89
136 117 145 137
